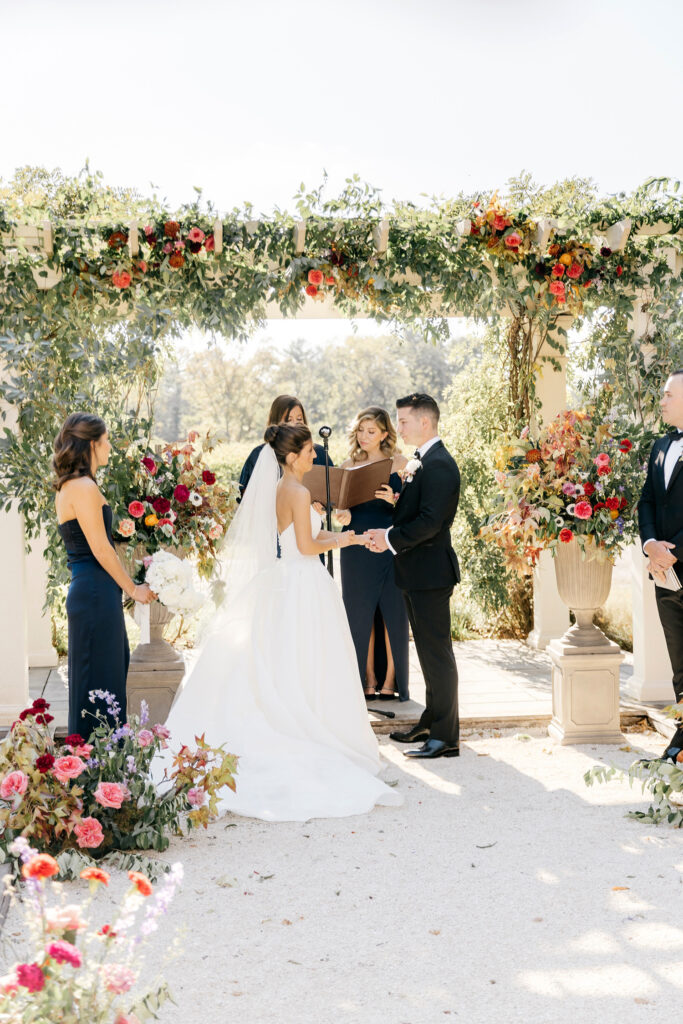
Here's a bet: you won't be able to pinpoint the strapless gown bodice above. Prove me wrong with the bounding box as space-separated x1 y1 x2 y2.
278 507 321 564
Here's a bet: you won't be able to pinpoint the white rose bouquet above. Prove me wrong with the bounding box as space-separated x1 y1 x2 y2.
145 551 205 616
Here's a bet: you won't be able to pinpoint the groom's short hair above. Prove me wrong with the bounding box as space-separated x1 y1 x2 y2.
396 393 440 425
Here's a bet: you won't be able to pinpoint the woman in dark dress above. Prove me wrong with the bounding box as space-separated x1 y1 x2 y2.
54 414 155 737
335 407 410 701
238 395 333 498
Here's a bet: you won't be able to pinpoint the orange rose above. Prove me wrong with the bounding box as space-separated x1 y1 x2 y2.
22 854 59 881
559 253 573 266
128 871 153 897
169 253 185 269
144 514 159 527
164 221 180 238
80 867 110 886
307 269 323 286
305 284 318 297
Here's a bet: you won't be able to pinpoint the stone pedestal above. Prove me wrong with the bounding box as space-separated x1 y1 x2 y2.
126 603 184 725
548 636 624 744
527 550 570 650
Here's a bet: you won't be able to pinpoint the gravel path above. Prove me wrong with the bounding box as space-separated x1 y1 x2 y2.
5 727 683 1023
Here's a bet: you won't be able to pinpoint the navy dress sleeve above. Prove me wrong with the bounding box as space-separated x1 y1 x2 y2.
238 444 265 500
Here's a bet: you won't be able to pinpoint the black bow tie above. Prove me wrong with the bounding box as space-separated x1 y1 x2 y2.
670 431 683 442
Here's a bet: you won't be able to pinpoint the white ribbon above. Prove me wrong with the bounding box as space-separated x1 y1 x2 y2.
134 603 151 645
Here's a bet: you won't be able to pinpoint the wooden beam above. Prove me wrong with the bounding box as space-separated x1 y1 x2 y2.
213 217 223 254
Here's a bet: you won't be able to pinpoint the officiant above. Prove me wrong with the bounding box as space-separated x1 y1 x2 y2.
239 394 333 498
334 407 410 701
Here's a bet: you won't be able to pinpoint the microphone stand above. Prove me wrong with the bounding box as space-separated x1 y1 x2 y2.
319 425 334 578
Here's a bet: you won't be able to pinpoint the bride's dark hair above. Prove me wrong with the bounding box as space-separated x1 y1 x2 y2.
265 423 312 466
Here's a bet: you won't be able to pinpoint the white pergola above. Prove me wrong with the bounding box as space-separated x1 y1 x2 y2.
1 215 681 725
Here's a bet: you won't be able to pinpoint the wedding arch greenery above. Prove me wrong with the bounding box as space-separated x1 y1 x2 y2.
1 167 682 603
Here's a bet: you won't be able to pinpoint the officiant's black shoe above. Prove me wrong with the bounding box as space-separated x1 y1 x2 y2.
389 725 430 744
404 739 460 759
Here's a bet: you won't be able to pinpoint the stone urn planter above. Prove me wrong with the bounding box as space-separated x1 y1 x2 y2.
115 543 185 725
547 538 624 745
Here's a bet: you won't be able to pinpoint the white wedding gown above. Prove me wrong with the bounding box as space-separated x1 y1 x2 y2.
158 449 402 822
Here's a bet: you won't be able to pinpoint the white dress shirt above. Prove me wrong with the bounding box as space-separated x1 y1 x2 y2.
643 434 683 554
384 436 441 555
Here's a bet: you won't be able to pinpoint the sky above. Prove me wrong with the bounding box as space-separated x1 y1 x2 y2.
2 0 681 349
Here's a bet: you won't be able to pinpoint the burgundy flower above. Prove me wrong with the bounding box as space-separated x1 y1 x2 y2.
35 713 54 725
600 246 612 257
145 233 158 247
36 753 55 774
534 262 547 277
31 698 50 711
141 456 157 475
202 470 216 485
152 497 171 515
174 485 190 503
18 709 34 721
188 241 202 254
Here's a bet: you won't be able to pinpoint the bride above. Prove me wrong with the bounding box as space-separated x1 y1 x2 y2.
159 422 402 821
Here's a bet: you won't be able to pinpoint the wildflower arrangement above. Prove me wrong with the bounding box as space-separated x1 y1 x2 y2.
533 239 631 313
467 193 534 258
0 840 182 1022
481 409 654 573
0 694 237 878
112 430 238 581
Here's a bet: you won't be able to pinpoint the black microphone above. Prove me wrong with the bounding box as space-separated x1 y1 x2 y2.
318 426 333 577
319 425 332 439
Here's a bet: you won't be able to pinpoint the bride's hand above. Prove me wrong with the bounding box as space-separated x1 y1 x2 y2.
334 509 352 527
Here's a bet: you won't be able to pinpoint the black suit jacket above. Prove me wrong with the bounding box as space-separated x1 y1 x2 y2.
388 440 461 591
638 433 683 582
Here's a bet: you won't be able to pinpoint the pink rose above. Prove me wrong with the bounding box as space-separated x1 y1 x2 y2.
549 280 566 299
47 940 82 968
573 501 593 520
94 781 127 809
74 817 104 849
163 242 173 254
101 964 136 994
0 770 28 800
153 724 171 739
174 240 185 250
16 963 44 993
117 518 135 538
208 524 223 540
504 232 522 249
52 756 85 784
187 227 205 243
142 555 153 568
45 904 86 933
137 729 154 748
594 452 610 467
66 742 93 757
187 787 206 807
128 501 145 518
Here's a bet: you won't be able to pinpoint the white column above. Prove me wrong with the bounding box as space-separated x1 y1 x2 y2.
527 316 571 649
0 399 29 725
25 535 58 668
626 286 678 702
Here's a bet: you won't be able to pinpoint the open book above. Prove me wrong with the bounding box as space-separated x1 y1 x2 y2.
303 458 393 508
651 566 682 592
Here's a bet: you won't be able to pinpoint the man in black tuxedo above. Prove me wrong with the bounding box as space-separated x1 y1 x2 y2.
638 369 683 764
366 393 461 759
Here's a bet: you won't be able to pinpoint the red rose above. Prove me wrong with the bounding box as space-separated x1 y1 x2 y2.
202 470 216 485
204 234 215 251
174 485 190 503
112 270 131 289
619 438 633 452
574 501 593 520
559 528 573 543
597 465 611 476
567 263 583 279
605 497 620 511
470 224 480 235
616 265 623 276
141 456 157 475
36 753 55 774
493 214 507 231
128 500 145 518
152 497 171 515
594 502 605 511
307 269 323 286
549 281 566 299
504 232 522 249
551 263 565 278
305 284 318 297
583 482 595 496
64 733 83 745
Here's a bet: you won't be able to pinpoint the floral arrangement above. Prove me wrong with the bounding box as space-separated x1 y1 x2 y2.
584 703 683 827
481 409 654 572
102 218 216 292
0 693 237 878
467 193 534 258
0 842 181 1021
533 239 629 313
112 430 238 581
145 551 204 617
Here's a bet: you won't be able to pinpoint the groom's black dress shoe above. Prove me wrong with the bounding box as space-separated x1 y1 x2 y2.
404 739 460 759
389 725 430 744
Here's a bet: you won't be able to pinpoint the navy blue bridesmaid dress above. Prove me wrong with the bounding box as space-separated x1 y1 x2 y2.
340 471 410 700
58 504 129 737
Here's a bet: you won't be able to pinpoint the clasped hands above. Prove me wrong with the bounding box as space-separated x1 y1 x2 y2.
645 540 677 584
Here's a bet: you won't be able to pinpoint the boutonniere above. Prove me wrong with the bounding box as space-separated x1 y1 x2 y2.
401 457 422 484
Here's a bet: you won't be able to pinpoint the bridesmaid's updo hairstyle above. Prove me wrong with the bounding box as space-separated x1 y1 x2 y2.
267 394 309 426
348 406 397 463
265 423 312 466
53 412 107 491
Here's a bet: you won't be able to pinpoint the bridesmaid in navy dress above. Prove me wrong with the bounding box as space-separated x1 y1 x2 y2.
54 414 155 737
336 407 410 701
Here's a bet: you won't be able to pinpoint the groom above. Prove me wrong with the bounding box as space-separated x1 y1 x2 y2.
366 393 461 759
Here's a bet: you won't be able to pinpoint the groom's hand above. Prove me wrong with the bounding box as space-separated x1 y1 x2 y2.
365 529 388 552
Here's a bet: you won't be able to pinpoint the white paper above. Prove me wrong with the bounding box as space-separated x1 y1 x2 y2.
653 567 682 592
134 603 151 644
